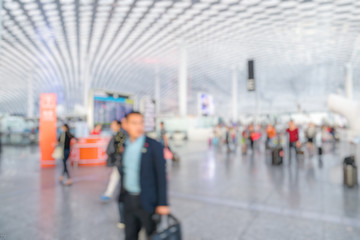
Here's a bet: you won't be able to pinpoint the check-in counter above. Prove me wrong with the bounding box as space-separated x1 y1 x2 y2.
69 136 110 166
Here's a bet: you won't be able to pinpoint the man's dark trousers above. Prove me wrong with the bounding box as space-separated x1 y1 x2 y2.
124 193 155 240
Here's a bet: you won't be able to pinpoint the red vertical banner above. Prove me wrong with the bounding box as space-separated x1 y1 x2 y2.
39 93 57 168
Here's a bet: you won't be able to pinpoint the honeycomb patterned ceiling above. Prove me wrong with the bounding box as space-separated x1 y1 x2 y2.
1 0 360 116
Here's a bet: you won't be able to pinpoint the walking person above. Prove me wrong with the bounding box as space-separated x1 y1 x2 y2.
101 120 126 202
286 120 299 160
0 130 2 154
159 121 179 161
120 112 169 240
305 122 316 154
315 127 323 166
249 124 255 150
241 127 249 155
100 120 127 229
100 120 127 228
58 124 76 186
225 126 231 153
266 123 277 149
0 120 2 154
213 124 222 148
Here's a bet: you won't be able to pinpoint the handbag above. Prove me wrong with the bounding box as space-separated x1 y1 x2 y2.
151 214 182 240
52 133 65 159
52 146 64 159
164 148 173 160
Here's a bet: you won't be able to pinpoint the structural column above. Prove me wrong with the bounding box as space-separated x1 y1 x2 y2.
83 59 90 109
27 75 34 118
154 65 160 115
178 45 188 117
84 58 94 130
232 66 238 121
345 63 353 99
0 0 3 54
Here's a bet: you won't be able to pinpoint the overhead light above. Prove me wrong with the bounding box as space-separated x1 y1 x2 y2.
154 1 173 7
24 3 39 10
136 1 153 7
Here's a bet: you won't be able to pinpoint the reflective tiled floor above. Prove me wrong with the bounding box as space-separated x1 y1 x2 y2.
0 141 359 240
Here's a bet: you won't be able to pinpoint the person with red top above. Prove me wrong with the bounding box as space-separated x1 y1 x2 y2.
90 123 102 135
286 120 299 160
248 124 255 150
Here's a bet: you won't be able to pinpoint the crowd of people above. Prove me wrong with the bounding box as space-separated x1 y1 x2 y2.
210 120 338 159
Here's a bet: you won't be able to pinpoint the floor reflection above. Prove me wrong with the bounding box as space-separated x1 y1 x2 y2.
0 141 359 239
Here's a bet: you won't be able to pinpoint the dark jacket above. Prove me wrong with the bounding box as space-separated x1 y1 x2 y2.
59 132 75 150
119 136 168 213
106 130 126 167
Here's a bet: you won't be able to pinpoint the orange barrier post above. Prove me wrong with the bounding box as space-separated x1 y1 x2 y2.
39 94 57 168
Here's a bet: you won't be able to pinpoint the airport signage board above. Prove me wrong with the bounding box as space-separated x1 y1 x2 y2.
140 96 156 133
247 59 255 91
247 78 255 91
39 93 57 168
87 90 135 130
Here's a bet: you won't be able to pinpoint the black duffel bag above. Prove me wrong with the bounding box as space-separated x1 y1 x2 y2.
151 214 182 240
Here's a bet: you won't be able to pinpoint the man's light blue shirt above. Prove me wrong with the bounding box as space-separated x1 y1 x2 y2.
123 135 145 194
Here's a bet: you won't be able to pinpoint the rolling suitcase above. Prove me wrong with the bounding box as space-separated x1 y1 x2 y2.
343 156 358 188
318 147 323 156
272 147 283 165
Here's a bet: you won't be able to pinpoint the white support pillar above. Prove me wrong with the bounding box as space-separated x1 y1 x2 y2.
0 0 3 47
0 0 3 55
178 45 188 117
255 90 259 124
83 59 90 109
345 63 353 100
154 65 160 116
27 76 34 118
231 67 238 121
84 59 93 130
